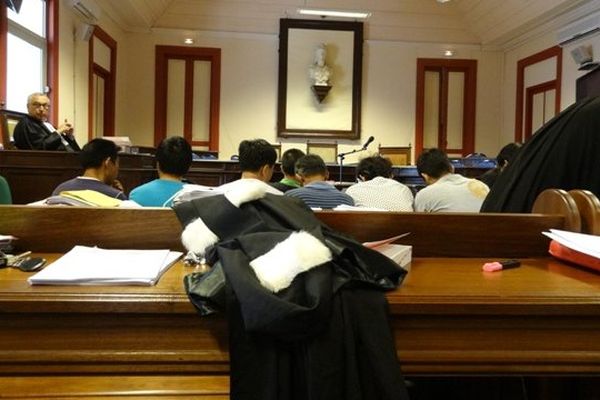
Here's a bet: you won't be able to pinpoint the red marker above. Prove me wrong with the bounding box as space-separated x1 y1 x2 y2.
482 259 521 272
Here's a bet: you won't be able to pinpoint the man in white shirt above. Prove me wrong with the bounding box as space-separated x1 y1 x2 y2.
346 156 413 211
414 148 489 212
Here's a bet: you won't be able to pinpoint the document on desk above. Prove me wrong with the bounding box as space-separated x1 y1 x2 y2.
28 246 182 286
363 233 412 271
543 229 600 259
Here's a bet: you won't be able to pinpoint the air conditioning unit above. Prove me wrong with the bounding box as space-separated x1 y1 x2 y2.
71 0 100 23
557 13 600 47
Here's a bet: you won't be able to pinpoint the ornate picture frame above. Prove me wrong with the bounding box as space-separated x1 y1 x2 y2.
277 19 363 140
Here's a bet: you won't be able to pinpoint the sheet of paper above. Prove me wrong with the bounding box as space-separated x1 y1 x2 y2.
363 233 411 249
28 246 182 286
0 235 17 243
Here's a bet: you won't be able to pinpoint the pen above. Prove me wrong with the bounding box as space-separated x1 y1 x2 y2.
482 259 521 272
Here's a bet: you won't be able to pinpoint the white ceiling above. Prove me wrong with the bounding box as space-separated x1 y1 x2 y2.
96 0 597 47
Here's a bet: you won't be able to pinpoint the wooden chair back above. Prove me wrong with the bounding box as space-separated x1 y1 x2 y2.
0 109 27 149
531 188 581 233
378 145 412 165
569 189 600 235
306 141 338 163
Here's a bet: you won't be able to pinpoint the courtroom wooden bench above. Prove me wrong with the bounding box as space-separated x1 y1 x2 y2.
0 205 569 258
1 204 597 399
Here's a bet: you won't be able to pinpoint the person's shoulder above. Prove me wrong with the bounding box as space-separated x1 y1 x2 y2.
130 179 157 193
271 181 292 192
285 187 303 196
13 115 32 134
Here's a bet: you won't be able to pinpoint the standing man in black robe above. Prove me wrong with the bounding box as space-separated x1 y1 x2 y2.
13 92 80 151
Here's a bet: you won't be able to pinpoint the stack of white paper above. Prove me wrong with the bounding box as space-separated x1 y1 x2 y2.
28 246 182 286
374 243 412 271
543 229 600 258
363 233 412 271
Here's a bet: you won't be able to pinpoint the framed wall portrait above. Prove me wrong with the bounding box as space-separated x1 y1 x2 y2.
277 19 363 140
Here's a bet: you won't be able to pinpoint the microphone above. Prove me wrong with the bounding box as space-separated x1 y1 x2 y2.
362 136 374 149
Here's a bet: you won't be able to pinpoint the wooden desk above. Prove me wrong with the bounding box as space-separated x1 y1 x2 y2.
0 206 588 397
3 256 600 397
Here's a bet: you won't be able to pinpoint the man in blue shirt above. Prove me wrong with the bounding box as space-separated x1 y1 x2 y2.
285 154 354 209
130 136 193 207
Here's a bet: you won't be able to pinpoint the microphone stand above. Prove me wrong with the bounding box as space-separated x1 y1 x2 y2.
338 146 368 183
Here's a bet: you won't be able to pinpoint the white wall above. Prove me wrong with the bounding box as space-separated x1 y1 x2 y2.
56 3 513 162
501 30 600 148
110 29 505 161
58 1 126 147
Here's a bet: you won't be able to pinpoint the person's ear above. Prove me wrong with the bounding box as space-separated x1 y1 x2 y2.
420 173 432 185
324 170 330 180
259 164 273 181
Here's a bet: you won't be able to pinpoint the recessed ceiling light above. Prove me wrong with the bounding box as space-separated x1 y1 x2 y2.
437 0 452 3
184 38 194 45
297 8 371 19
444 50 454 57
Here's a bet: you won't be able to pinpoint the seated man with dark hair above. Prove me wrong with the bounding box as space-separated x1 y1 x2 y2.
130 136 193 207
237 139 278 182
52 138 126 200
172 139 281 205
271 148 305 192
285 154 354 209
346 156 414 211
478 142 522 189
414 148 488 212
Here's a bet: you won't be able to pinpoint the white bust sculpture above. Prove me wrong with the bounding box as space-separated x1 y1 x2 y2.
309 43 332 86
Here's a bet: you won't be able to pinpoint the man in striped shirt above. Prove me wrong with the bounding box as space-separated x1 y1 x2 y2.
285 154 354 209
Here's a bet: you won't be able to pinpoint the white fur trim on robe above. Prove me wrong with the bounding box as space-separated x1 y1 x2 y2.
221 179 282 208
181 218 220 255
250 231 332 293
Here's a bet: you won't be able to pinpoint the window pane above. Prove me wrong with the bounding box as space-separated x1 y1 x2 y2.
6 33 44 112
7 0 46 37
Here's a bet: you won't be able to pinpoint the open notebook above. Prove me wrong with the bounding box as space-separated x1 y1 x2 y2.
28 246 182 286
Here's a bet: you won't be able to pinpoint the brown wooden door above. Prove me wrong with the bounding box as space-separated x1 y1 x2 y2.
416 59 477 158
154 46 220 150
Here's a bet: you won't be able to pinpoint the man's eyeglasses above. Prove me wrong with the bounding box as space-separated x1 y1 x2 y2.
30 102 50 109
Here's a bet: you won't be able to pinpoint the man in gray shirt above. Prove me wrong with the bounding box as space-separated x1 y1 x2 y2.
414 148 488 212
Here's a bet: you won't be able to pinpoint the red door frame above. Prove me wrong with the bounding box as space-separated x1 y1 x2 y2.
154 45 221 150
515 46 562 143
525 80 557 139
88 25 116 139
